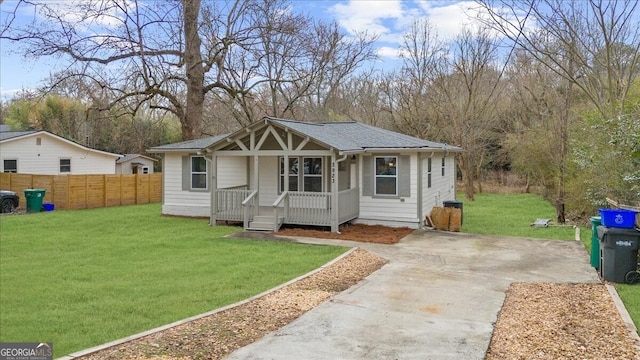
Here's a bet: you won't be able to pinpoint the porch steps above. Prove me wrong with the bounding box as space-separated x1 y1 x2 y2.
246 215 282 231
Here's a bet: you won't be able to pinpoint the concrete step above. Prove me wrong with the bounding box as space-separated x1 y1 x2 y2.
247 221 274 231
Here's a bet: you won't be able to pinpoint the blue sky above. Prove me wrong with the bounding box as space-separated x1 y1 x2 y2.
0 0 486 101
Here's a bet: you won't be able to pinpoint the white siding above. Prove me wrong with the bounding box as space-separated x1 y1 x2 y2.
161 153 247 217
421 154 456 222
255 156 278 207
217 156 247 189
0 133 118 174
357 153 420 228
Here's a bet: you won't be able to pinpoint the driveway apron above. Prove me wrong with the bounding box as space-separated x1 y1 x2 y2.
224 230 600 360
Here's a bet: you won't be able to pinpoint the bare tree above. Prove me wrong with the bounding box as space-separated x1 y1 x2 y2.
430 29 505 201
477 0 640 220
2 0 376 140
476 0 640 118
391 19 448 140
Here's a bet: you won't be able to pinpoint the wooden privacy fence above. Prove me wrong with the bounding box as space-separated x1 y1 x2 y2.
0 173 162 210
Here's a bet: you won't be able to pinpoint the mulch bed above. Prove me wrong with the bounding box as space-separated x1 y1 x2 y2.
274 223 415 244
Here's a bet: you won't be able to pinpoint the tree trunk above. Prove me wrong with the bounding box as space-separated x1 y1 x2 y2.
182 0 205 140
459 154 476 201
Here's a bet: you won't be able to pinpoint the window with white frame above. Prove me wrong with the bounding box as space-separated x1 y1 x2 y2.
280 157 299 192
375 156 397 195
60 158 71 173
280 157 324 192
303 157 323 192
427 157 432 188
191 156 207 189
3 159 17 173
142 166 149 174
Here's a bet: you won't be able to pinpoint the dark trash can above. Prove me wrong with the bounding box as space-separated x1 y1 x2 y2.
590 216 602 269
597 225 640 284
24 189 46 213
443 200 463 225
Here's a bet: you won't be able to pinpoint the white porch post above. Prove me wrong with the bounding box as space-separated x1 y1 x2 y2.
209 154 217 226
330 153 339 232
253 155 259 206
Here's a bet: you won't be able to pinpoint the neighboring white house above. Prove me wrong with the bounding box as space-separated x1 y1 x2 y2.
0 129 121 174
148 117 463 231
116 154 158 174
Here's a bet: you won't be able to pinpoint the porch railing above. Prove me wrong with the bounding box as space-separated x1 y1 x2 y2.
241 190 258 229
287 191 332 226
272 191 289 231
215 185 250 221
217 187 360 231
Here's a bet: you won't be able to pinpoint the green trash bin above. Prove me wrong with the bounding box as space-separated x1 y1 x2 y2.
24 189 46 213
590 216 602 269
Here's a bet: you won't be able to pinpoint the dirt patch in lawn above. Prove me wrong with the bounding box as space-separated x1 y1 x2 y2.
274 223 415 244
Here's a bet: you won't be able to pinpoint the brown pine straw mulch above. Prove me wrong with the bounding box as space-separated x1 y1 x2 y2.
486 282 640 360
275 223 415 244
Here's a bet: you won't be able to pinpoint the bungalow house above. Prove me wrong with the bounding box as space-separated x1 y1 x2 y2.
147 117 462 232
0 128 121 174
116 154 158 174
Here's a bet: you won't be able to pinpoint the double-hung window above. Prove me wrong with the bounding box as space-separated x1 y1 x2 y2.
280 157 299 192
303 157 322 192
60 159 71 173
375 156 397 195
279 157 323 192
441 156 445 176
3 159 17 173
191 156 207 189
427 157 432 188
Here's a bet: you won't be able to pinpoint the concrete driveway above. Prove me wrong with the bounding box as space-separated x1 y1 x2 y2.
224 230 600 360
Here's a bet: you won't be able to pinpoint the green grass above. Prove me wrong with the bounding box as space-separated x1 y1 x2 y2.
460 193 577 240
0 204 347 357
461 192 640 331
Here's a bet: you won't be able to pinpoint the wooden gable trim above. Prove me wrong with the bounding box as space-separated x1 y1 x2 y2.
255 125 287 151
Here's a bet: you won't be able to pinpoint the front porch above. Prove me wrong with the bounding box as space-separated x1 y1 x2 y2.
213 187 360 231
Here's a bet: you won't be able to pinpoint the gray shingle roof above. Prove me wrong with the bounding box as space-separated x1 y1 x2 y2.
148 118 461 153
147 134 228 152
268 118 459 152
116 154 158 163
0 130 38 142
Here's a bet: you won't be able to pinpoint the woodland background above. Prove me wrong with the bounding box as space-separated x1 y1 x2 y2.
1 0 638 222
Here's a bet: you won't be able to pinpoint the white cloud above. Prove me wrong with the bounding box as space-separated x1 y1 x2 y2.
376 46 408 59
325 0 532 63
329 0 404 37
30 0 127 29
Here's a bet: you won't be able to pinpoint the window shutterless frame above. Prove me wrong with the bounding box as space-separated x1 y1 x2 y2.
60 158 71 173
3 159 17 173
190 156 207 190
374 156 398 196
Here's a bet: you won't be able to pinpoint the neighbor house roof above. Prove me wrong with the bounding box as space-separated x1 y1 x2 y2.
116 154 158 164
147 134 228 153
0 129 121 158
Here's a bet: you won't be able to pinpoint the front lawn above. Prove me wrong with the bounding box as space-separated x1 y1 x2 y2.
460 193 578 240
0 204 347 357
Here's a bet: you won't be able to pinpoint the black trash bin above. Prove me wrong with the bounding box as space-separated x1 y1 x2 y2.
443 200 463 225
597 225 640 284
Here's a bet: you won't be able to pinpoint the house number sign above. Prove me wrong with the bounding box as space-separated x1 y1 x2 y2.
331 161 336 184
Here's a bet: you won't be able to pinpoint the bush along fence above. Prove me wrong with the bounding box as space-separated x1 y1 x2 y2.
0 173 162 210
